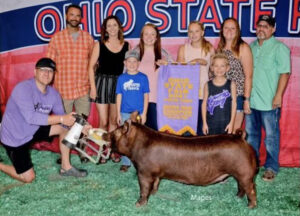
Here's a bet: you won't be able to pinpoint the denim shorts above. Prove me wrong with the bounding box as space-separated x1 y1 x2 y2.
236 95 244 112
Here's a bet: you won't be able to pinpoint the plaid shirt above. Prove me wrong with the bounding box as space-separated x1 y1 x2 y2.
47 29 94 100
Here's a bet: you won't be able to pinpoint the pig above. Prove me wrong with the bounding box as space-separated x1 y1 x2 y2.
103 112 258 208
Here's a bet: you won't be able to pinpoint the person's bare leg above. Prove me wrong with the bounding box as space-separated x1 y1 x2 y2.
0 163 35 183
49 125 72 171
96 104 109 131
108 103 121 162
108 103 118 132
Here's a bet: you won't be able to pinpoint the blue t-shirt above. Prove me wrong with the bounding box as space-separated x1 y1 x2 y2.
116 72 150 114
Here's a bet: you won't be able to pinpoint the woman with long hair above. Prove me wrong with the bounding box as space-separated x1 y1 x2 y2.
132 23 173 130
177 21 214 135
88 15 129 163
217 17 253 132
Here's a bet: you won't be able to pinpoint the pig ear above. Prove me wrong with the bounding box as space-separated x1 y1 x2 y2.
122 120 132 134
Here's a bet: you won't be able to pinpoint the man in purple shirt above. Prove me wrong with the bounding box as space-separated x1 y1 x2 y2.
0 58 90 183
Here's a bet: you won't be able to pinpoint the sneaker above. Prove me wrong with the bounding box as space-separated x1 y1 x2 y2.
60 167 88 177
262 169 276 182
120 165 130 172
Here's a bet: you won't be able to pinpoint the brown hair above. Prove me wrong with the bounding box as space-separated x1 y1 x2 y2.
100 15 124 44
188 21 213 56
138 23 162 69
217 17 245 57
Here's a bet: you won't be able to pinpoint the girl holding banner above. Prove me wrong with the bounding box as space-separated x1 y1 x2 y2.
133 23 173 130
217 18 253 132
177 21 215 135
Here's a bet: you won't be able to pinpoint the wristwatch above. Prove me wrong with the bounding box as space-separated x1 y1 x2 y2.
244 97 250 102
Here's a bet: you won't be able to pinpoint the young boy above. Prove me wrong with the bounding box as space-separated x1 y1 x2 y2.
115 50 150 172
202 53 237 135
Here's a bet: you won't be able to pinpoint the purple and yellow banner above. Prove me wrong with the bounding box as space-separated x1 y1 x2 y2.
157 64 200 135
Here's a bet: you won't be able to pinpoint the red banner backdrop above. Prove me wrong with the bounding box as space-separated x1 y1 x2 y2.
1 37 299 167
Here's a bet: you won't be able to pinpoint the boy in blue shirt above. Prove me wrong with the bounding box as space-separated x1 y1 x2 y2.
116 50 150 172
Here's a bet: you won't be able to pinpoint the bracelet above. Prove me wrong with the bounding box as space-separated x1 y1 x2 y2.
60 116 63 124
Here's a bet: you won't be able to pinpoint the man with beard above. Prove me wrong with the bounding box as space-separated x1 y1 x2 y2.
47 4 94 117
246 15 290 182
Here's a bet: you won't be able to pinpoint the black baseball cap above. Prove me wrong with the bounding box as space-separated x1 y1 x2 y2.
257 15 276 27
35 58 56 71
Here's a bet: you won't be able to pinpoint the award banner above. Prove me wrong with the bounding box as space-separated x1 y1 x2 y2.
157 64 200 135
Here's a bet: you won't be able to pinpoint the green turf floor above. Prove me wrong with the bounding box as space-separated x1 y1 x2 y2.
0 148 299 216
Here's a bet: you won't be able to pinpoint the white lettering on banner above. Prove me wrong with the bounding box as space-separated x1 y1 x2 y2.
34 0 300 41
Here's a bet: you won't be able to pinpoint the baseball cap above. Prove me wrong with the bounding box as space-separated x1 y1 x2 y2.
257 15 276 27
35 58 56 71
125 50 140 60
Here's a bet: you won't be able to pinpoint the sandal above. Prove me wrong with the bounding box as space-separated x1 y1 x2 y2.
111 153 121 163
60 167 88 177
262 170 276 182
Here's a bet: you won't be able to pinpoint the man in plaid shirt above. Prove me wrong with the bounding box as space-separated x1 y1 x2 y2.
47 4 94 116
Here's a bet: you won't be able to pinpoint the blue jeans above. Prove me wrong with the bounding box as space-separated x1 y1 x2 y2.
120 112 132 166
245 108 281 173
236 95 244 112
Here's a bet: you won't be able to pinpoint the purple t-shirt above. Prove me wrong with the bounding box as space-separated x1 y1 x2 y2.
0 78 64 147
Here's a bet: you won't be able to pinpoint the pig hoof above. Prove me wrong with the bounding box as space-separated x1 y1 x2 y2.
135 199 147 207
247 202 257 209
150 189 158 195
236 191 245 198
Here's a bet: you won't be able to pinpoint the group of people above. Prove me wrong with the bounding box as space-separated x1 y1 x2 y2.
0 4 290 183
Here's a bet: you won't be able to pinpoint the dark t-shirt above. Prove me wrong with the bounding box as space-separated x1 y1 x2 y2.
206 79 232 135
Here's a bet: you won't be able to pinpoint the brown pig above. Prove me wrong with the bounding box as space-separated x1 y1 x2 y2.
103 112 258 208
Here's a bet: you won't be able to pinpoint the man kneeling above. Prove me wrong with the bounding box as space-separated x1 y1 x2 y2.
0 58 90 183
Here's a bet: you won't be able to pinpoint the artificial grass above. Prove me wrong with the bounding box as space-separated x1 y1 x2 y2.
0 148 299 216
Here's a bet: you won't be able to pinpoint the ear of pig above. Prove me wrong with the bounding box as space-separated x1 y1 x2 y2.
122 120 132 134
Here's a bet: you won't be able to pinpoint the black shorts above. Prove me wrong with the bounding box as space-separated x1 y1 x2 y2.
2 126 52 174
94 74 118 104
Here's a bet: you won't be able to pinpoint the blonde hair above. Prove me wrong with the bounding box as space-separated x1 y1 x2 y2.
211 53 229 66
188 21 213 56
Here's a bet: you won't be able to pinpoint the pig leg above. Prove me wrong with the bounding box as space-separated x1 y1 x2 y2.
245 182 257 208
150 177 160 195
136 173 154 207
238 178 257 208
236 182 245 198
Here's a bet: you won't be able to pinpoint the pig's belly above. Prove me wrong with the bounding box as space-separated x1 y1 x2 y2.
164 172 230 186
